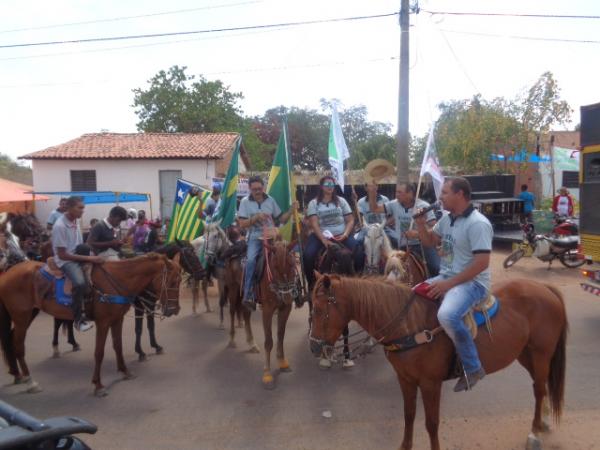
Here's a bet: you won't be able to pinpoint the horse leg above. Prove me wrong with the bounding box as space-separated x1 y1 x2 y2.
262 307 275 389
237 307 243 328
398 378 418 450
342 326 354 369
0 305 20 381
228 299 237 348
218 287 226 329
244 308 259 353
52 319 61 358
276 304 292 373
92 322 110 396
191 280 199 316
419 380 442 450
13 322 41 393
67 321 80 352
147 311 163 354
518 349 551 447
134 304 146 362
202 279 212 313
111 317 134 380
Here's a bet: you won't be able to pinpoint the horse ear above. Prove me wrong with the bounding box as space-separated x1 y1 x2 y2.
313 270 322 280
322 274 331 289
172 252 181 265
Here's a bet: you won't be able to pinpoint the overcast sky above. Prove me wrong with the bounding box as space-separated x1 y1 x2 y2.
1 0 599 163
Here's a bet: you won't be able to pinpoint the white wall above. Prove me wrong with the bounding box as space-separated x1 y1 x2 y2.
32 159 215 228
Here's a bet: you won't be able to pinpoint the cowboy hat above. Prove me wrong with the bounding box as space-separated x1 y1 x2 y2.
364 159 395 184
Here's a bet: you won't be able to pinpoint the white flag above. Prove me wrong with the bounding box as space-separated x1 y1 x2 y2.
420 123 444 199
328 105 350 190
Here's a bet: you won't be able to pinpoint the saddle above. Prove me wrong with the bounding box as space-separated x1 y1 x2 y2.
412 281 499 339
39 257 94 307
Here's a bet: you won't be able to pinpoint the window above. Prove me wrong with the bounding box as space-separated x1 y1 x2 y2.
70 170 97 191
561 171 579 189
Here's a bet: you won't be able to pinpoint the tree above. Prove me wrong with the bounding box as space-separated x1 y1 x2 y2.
132 65 244 133
0 154 32 184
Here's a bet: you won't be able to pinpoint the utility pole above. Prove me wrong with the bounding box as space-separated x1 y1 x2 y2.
396 0 410 183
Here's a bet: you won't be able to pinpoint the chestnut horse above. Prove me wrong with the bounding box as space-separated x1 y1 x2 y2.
0 254 182 397
258 239 299 389
384 250 427 285
309 275 567 450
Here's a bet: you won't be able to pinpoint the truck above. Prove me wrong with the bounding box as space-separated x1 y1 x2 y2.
579 102 600 296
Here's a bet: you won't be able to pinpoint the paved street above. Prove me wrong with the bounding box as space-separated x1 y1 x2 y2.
1 249 599 450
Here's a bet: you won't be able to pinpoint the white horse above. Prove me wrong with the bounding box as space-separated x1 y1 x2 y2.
362 223 393 275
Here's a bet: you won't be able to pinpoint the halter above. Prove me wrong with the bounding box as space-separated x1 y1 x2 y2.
263 238 299 306
363 223 389 275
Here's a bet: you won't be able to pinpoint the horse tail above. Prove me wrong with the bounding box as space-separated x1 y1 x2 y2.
545 283 568 423
0 302 18 376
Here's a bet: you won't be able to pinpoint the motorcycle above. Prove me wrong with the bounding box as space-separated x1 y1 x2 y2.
552 215 579 236
503 222 585 269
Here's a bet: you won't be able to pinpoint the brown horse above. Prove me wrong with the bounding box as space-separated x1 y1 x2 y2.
258 239 298 389
309 275 567 450
384 250 427 285
0 254 182 397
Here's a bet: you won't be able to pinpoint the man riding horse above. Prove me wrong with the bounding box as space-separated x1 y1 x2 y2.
51 196 104 332
238 175 297 311
415 177 492 391
86 206 128 261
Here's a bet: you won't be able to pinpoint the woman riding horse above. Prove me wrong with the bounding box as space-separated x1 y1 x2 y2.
303 175 363 290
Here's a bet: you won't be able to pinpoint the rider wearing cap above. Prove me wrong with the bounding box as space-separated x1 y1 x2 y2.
415 177 492 392
237 175 297 311
199 183 222 222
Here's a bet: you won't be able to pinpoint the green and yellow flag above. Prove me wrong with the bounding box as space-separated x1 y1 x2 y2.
267 120 298 241
167 179 211 242
212 137 241 228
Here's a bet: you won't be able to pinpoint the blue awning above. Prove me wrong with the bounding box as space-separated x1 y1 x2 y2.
31 191 149 204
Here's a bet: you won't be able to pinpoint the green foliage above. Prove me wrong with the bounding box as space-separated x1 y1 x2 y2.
132 65 244 133
520 71 573 133
0 154 32 184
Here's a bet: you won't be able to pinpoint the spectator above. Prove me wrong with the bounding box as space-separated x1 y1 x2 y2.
518 184 535 222
552 187 574 217
46 198 67 231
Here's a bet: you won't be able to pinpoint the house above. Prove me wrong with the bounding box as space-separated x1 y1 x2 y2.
20 132 250 224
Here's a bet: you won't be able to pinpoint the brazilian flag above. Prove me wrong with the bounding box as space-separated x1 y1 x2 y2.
267 119 298 241
212 137 241 228
167 179 211 242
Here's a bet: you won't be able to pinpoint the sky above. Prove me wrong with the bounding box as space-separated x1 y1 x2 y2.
1 0 599 164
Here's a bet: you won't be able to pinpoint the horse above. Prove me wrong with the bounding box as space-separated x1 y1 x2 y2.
7 213 47 260
0 253 182 397
258 238 300 389
130 240 204 361
384 250 427 285
309 274 567 450
363 223 393 275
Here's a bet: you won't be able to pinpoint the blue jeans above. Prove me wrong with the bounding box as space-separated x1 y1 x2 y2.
428 275 487 374
243 238 263 301
404 243 440 277
303 233 364 287
61 261 88 321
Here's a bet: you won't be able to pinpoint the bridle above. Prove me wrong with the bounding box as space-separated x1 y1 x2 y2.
364 224 386 275
264 240 299 305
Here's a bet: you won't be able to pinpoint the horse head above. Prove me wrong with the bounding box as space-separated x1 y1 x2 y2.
172 239 205 281
151 253 182 318
203 222 230 265
363 223 392 275
309 273 348 357
383 250 409 283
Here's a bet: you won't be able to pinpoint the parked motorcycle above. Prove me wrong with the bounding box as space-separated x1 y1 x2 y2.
552 215 579 236
503 222 585 269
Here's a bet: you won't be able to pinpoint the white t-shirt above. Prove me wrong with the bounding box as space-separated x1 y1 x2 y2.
556 196 570 216
306 197 352 236
385 198 435 247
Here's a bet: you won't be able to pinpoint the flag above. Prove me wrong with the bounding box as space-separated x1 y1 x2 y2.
167 179 211 242
212 137 241 228
328 104 350 190
420 123 445 199
267 119 298 241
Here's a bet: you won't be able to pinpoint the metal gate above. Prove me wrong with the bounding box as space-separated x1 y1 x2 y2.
159 170 182 220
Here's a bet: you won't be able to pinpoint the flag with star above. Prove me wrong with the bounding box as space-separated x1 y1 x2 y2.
167 178 211 242
212 137 241 228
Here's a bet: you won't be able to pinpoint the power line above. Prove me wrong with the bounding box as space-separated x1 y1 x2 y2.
437 30 480 93
422 9 600 20
440 28 600 45
0 1 264 34
0 12 398 49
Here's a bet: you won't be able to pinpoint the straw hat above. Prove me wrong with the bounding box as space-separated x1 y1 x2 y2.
364 159 395 184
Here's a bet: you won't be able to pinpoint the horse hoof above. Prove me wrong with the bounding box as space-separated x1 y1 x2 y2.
218 323 225 330
228 341 237 349
540 420 551 433
26 381 42 394
155 347 164 355
237 322 243 329
72 344 81 352
138 354 147 362
342 359 355 369
318 358 332 370
15 376 31 385
248 344 260 354
262 373 275 390
278 359 292 372
95 388 108 398
52 349 60 359
122 372 137 381
526 433 542 450
192 311 198 317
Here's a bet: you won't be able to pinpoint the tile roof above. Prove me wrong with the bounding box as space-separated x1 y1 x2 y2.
0 178 49 202
20 132 244 161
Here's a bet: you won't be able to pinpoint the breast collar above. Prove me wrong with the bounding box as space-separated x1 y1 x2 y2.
449 204 475 226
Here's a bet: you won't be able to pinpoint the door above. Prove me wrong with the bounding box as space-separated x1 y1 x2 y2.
159 170 182 220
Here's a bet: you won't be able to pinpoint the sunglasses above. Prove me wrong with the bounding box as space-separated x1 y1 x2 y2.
322 182 335 188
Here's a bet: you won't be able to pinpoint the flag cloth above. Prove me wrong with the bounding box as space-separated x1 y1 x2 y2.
267 120 298 241
167 179 211 242
420 124 445 199
212 137 241 228
327 104 350 190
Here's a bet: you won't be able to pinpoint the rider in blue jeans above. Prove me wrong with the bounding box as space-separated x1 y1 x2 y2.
415 177 493 392
237 176 297 311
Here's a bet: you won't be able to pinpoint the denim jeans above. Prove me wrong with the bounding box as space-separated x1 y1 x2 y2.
427 275 487 374
303 233 364 287
243 238 263 301
61 261 88 321
404 243 440 277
